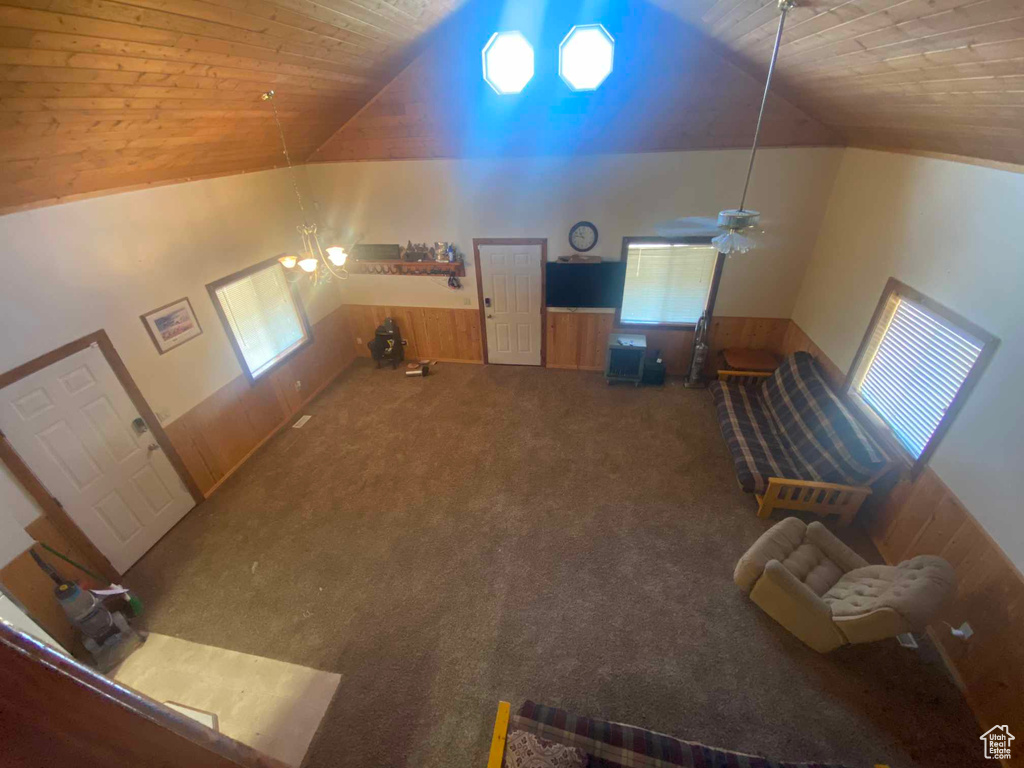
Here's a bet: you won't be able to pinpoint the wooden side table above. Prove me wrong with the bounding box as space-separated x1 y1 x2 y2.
721 348 780 372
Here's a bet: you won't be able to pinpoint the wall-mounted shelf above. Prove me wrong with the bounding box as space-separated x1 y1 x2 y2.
351 260 466 277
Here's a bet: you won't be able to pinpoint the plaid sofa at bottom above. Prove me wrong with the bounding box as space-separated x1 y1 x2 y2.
511 701 855 768
709 379 801 494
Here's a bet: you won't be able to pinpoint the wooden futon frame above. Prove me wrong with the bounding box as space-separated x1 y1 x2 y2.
717 370 891 527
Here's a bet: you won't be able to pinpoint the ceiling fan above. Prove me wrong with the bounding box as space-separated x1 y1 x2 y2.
656 0 797 255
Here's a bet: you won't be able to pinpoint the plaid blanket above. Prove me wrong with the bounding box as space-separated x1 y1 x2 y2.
512 701 854 768
709 379 800 493
710 353 888 494
760 354 888 487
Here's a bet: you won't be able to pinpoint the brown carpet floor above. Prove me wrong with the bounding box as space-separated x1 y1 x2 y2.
126 361 984 768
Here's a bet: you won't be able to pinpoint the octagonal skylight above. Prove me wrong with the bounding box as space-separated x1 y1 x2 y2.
559 24 614 91
482 31 534 95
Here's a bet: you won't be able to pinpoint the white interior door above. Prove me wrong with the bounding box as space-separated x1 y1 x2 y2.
478 242 543 366
0 343 195 574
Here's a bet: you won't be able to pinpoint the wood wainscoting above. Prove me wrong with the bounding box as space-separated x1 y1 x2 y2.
345 304 484 364
546 313 790 375
780 319 1024 742
164 303 356 497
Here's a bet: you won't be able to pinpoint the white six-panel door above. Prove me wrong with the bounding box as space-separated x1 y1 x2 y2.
478 243 543 366
0 344 195 573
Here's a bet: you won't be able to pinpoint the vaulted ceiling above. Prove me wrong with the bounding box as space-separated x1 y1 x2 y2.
0 0 469 210
655 0 1024 167
1 0 1020 212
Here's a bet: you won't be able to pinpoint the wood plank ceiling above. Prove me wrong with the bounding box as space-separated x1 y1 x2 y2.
0 0 466 210
654 0 1024 165
1 0 1020 211
310 9 840 162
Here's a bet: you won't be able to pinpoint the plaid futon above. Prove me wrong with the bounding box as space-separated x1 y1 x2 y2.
710 353 888 494
511 700 854 768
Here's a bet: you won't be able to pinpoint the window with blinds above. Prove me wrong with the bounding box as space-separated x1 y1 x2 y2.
212 262 309 379
849 285 992 461
620 243 719 325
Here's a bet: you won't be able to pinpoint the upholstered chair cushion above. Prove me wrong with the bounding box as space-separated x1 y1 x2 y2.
822 556 956 629
734 517 868 596
735 517 956 652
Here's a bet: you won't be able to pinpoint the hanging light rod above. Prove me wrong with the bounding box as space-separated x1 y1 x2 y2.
734 0 796 219
261 89 350 283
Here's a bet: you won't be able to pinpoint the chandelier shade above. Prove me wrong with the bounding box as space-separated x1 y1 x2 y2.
262 89 349 284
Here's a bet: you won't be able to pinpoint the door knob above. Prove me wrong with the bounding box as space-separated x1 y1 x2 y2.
146 444 160 454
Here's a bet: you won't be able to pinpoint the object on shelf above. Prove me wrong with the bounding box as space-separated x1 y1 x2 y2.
401 241 462 263
349 260 466 277
350 244 401 261
556 254 603 263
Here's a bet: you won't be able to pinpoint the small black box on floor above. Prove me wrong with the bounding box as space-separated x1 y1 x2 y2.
642 358 666 386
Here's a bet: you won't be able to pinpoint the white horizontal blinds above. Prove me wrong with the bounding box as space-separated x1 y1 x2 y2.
620 244 718 325
855 295 983 459
215 263 307 378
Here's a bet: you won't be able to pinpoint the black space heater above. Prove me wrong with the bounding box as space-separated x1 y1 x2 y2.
367 317 406 369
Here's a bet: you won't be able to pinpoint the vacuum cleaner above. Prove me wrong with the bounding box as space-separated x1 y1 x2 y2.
30 549 144 671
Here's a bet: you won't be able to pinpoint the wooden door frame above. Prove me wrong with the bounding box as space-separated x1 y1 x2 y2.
473 238 548 367
0 330 205 582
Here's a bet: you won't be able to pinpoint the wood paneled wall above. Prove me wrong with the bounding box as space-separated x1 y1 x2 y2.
780 319 1024 742
545 313 790 375
164 303 356 497
546 312 617 372
1 621 288 768
345 304 483 364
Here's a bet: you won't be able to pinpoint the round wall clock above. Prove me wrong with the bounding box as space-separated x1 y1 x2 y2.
569 221 598 252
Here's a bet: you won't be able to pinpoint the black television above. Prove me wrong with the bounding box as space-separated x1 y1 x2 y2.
546 262 626 308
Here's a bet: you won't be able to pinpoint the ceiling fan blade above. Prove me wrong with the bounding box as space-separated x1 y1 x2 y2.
654 216 722 237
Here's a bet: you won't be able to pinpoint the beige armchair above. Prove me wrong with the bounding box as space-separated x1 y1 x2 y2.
734 517 956 653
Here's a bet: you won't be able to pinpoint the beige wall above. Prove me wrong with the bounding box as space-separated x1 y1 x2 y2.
0 168 345 425
792 148 1024 569
0 465 36 569
306 148 843 316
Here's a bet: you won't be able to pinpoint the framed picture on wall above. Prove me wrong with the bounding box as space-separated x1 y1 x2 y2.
140 297 203 355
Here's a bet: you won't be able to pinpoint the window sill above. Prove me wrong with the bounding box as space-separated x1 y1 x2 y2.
615 321 698 331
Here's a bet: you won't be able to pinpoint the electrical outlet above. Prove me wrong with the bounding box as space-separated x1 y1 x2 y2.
896 633 919 649
463 298 471 306
951 622 974 640
294 380 302 391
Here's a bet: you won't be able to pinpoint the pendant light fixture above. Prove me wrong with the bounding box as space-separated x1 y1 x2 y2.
655 0 797 254
262 90 349 283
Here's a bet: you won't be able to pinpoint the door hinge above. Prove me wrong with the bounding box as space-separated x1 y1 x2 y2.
51 496 63 509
